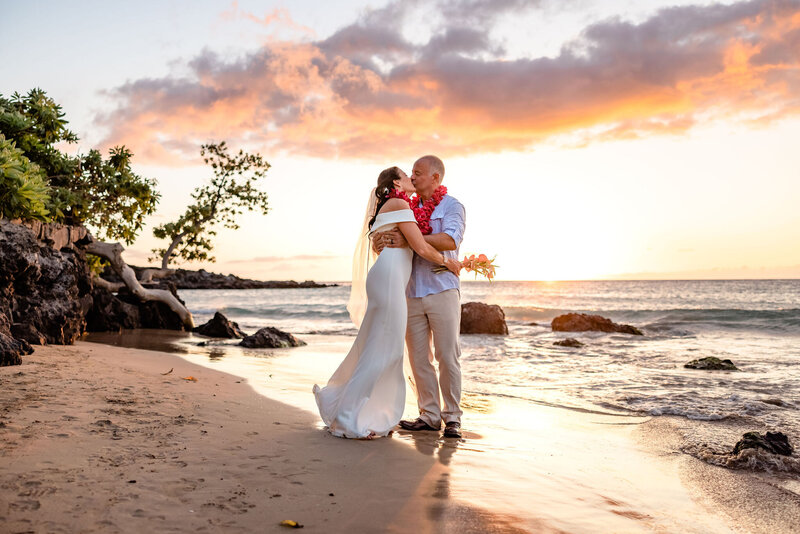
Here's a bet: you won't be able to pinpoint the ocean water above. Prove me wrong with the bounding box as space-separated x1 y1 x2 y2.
180 279 800 470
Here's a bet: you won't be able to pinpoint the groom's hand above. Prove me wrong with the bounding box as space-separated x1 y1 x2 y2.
372 231 386 254
372 229 408 254
382 229 407 249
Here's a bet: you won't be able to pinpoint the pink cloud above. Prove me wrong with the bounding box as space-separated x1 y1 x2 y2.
96 0 800 164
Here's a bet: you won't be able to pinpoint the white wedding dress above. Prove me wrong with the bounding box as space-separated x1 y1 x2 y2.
313 209 416 438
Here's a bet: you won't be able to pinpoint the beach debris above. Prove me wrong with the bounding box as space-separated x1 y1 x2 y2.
161 368 174 375
733 432 794 456
240 327 307 348
552 313 643 335
193 311 247 339
460 302 508 335
684 357 739 371
280 519 304 528
554 338 584 348
181 376 198 382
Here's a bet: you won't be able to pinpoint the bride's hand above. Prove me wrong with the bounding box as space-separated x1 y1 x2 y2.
444 257 462 276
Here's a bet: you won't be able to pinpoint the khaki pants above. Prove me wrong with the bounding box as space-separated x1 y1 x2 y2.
405 289 462 426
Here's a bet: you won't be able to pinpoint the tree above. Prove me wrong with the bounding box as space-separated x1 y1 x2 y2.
151 141 271 269
0 89 192 328
0 89 160 243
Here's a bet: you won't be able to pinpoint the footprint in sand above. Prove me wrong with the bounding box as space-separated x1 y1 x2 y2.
9 499 41 511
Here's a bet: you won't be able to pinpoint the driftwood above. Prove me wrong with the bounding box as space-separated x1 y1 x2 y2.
86 241 194 328
139 268 174 284
92 275 124 292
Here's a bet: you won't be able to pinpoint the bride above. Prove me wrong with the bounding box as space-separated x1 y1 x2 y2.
313 166 461 439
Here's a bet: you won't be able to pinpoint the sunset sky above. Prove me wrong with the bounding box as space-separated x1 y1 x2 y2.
3 0 799 281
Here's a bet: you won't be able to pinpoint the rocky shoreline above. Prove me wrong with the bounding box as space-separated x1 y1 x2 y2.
101 266 334 290
0 219 333 366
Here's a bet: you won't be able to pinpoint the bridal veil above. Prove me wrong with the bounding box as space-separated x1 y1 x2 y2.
347 187 378 327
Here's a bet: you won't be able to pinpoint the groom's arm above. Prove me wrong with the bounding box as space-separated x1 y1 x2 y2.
382 200 465 251
423 233 456 251
436 199 465 251
375 229 452 252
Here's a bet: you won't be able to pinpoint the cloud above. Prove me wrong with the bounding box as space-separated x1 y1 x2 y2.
221 1 316 37
96 0 800 164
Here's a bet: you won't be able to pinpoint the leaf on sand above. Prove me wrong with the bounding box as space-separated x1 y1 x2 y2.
161 368 174 375
181 376 198 382
280 519 304 528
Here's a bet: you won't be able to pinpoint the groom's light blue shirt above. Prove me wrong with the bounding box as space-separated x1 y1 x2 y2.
407 194 466 299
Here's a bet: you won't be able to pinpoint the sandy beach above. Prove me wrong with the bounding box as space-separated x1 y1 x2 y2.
1 337 799 533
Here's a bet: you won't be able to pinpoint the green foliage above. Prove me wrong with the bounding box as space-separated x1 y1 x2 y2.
0 88 160 244
152 141 271 267
67 145 160 243
0 134 51 220
85 253 110 276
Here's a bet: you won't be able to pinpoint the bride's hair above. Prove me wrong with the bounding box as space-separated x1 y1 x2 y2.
369 166 403 230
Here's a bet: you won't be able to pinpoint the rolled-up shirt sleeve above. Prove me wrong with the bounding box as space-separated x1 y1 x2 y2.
442 199 466 247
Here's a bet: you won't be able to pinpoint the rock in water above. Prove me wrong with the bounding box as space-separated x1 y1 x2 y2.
239 327 306 348
460 302 508 335
551 313 643 335
193 312 246 338
733 431 794 456
684 357 739 371
554 338 584 348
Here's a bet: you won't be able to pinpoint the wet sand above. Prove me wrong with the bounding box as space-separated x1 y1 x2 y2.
1 336 798 532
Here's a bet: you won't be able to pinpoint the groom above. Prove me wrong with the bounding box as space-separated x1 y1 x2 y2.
374 155 466 438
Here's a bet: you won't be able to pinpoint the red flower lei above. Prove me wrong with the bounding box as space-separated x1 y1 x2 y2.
388 186 447 235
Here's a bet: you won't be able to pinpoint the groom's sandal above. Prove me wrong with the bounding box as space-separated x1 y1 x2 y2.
443 422 462 438
399 418 441 431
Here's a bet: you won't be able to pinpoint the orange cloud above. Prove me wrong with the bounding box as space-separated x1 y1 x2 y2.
97 0 800 165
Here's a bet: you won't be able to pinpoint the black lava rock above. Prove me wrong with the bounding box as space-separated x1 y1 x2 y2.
554 338 585 348
460 302 508 335
733 431 794 456
239 327 306 348
551 313 643 336
684 357 739 371
193 312 247 339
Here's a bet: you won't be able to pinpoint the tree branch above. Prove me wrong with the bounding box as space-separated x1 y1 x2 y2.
92 275 124 292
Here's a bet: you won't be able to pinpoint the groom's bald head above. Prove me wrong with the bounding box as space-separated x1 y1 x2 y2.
411 155 446 199
415 155 445 183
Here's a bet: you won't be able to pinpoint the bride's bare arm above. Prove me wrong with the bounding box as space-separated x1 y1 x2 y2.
396 221 461 275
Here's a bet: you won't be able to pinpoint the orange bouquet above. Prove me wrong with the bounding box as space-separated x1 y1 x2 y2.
433 253 498 280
